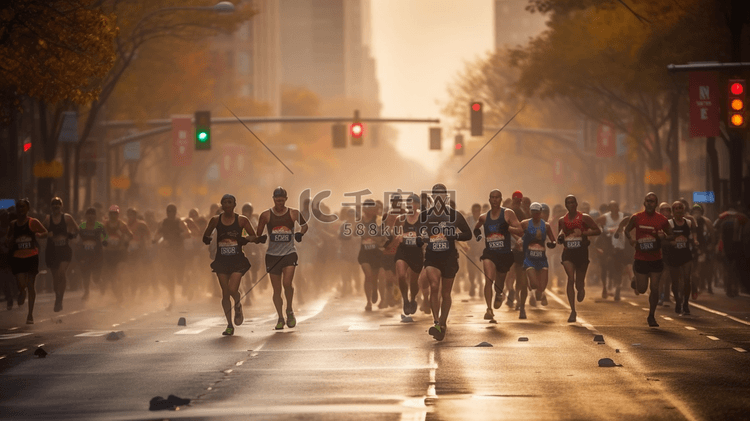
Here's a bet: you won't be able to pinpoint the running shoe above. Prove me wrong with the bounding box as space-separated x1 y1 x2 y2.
682 303 690 315
54 299 62 313
529 293 537 307
371 288 379 304
614 288 621 302
631 278 639 296
506 290 515 308
275 319 285 330
493 292 503 310
409 300 419 315
540 292 548 306
403 301 410 316
234 303 244 326
222 327 234 336
519 307 527 320
567 311 577 323
483 309 494 320
602 289 608 299
365 303 372 312
647 316 659 327
428 323 446 341
577 288 585 303
18 290 26 306
26 315 33 325
675 301 682 314
286 311 296 328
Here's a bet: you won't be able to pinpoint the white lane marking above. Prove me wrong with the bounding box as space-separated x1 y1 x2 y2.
0 355 5 360
734 348 747 353
37 343 44 347
706 336 720 341
660 316 673 321
689 302 750 327
427 350 437 397
223 369 233 374
175 328 209 335
685 326 696 331
8 327 19 331
112 324 120 327
236 360 245 366
193 317 226 327
75 331 110 337
628 301 639 306
0 333 32 340
16 348 27 353
641 308 649 311
547 290 700 421
129 318 136 321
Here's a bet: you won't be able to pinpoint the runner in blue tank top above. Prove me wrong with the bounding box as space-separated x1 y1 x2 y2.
519 202 558 319
472 190 523 322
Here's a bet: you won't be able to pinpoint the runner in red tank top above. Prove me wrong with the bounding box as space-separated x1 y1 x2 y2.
556 195 600 323
624 192 674 327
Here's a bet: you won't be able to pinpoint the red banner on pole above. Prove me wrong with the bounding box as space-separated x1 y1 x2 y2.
689 72 720 137
553 158 563 184
596 124 616 157
171 116 193 167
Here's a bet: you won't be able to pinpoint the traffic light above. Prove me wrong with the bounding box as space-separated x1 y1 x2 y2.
470 102 483 136
429 127 441 150
728 79 746 128
23 142 31 152
351 109 364 146
454 134 464 155
332 124 347 148
195 110 211 150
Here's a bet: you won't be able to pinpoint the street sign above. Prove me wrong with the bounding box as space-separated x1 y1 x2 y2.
123 141 140 161
171 116 193 167
693 191 715 203
689 72 720 137
596 124 616 157
58 111 77 143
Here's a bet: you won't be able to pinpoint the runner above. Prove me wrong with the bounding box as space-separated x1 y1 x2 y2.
473 190 523 321
519 202 557 318
126 207 151 299
241 203 262 305
102 205 133 304
354 198 382 311
78 207 106 300
42 197 78 312
391 194 424 315
464 203 484 298
557 195 601 323
657 202 674 306
507 190 528 309
152 204 191 310
202 194 261 335
378 199 399 308
623 192 674 327
419 184 472 340
255 187 307 329
690 204 715 296
6 199 48 324
666 201 697 315
596 201 628 301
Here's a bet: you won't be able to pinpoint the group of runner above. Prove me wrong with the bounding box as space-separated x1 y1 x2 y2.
2 186 742 339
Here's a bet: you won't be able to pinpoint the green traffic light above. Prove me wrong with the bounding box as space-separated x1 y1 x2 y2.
198 132 208 141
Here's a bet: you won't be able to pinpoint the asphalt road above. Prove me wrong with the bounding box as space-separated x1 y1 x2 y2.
1 281 749 421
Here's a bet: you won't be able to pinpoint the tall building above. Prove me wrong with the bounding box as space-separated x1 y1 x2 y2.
279 0 381 113
494 0 547 49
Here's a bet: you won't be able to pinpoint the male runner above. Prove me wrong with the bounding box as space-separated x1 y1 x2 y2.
473 190 523 321
102 205 133 304
519 202 557 318
596 201 628 301
690 204 715 296
465 203 483 298
42 197 78 312
667 201 697 315
419 184 472 340
6 199 47 324
153 204 191 310
657 202 674 305
78 207 106 300
202 194 261 335
355 199 382 311
557 195 601 323
507 190 528 308
256 187 308 329
623 192 674 327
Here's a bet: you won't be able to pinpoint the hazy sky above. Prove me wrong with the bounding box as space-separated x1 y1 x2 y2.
370 0 494 171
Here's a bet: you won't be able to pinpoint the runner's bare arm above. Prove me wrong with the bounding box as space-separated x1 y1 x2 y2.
474 213 485 231
295 209 309 235
614 215 631 239
506 209 523 237
65 214 79 235
202 216 219 240
623 216 637 246
453 211 472 241
582 214 602 236
31 218 48 238
238 215 258 240
545 222 556 243
255 211 269 236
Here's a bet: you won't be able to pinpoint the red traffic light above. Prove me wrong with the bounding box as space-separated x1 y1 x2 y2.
351 123 363 138
731 82 744 96
23 142 31 152
455 143 462 150
471 102 481 112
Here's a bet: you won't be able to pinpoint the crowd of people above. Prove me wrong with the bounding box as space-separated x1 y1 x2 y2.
2 186 749 339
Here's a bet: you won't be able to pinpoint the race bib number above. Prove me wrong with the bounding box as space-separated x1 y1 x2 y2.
430 234 449 251
53 236 67 247
271 226 292 243
362 239 377 250
565 236 582 249
487 233 505 250
219 240 239 256
529 243 545 259
403 232 417 246
16 236 32 250
638 236 657 251
82 240 97 251
675 237 688 249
